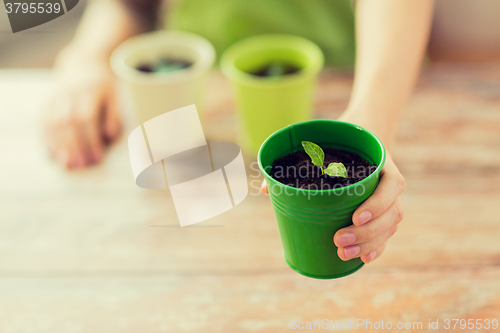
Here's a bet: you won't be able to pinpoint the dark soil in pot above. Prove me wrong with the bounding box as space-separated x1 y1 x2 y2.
250 62 301 77
271 148 377 190
136 58 193 74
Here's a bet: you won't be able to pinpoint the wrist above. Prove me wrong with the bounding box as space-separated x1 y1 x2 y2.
339 107 398 150
55 43 110 68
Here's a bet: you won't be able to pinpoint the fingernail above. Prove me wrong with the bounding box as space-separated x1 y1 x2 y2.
337 232 356 247
357 211 372 225
261 186 268 195
344 245 360 259
369 251 376 262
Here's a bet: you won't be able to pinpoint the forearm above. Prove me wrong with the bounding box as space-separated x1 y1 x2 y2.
56 0 161 67
341 0 434 148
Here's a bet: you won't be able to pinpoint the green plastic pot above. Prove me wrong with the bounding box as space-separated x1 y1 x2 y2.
258 120 386 279
220 34 324 156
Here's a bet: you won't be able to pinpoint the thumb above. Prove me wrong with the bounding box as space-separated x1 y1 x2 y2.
261 179 269 195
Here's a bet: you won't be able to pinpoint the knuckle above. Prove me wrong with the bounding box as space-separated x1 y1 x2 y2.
363 225 376 241
395 203 405 222
390 225 399 236
369 196 386 215
394 173 406 193
362 242 377 257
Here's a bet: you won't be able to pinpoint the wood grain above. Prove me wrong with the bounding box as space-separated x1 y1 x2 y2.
1 63 500 332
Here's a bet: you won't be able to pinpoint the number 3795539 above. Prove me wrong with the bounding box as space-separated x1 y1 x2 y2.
444 319 498 330
5 2 62 14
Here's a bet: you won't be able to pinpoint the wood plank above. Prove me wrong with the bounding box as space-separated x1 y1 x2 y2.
0 267 499 332
1 66 500 274
2 63 500 332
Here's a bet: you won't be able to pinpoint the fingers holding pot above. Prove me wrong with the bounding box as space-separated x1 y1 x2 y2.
334 196 403 262
261 179 269 195
337 224 398 262
352 156 406 227
361 242 388 264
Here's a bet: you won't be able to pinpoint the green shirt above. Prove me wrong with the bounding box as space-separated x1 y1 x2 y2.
167 0 355 67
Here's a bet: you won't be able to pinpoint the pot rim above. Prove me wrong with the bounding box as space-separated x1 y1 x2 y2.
220 34 324 89
257 119 386 194
110 30 215 85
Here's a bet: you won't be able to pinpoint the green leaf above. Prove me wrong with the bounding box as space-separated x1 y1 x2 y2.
266 63 286 77
301 141 325 169
154 63 185 73
324 163 348 178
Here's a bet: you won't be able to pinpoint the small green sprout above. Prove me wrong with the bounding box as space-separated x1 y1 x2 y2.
301 141 348 178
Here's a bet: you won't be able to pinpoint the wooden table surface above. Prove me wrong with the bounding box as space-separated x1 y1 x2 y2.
1 63 500 332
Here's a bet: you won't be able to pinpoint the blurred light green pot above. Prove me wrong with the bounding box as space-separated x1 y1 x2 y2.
220 34 324 156
111 30 215 125
258 120 386 279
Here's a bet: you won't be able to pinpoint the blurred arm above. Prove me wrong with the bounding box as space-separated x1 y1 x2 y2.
340 0 434 149
56 0 161 67
334 1 434 264
44 0 161 169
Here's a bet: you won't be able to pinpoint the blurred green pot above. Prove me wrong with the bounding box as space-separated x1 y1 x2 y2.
258 120 386 279
111 30 215 125
220 34 324 156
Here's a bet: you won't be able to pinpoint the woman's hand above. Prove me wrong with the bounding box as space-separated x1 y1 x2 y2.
333 152 405 264
42 0 164 169
260 0 428 265
260 110 406 264
260 151 405 264
43 55 121 169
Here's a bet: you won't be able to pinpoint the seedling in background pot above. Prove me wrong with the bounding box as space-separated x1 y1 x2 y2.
136 58 193 74
250 62 301 77
301 141 348 178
